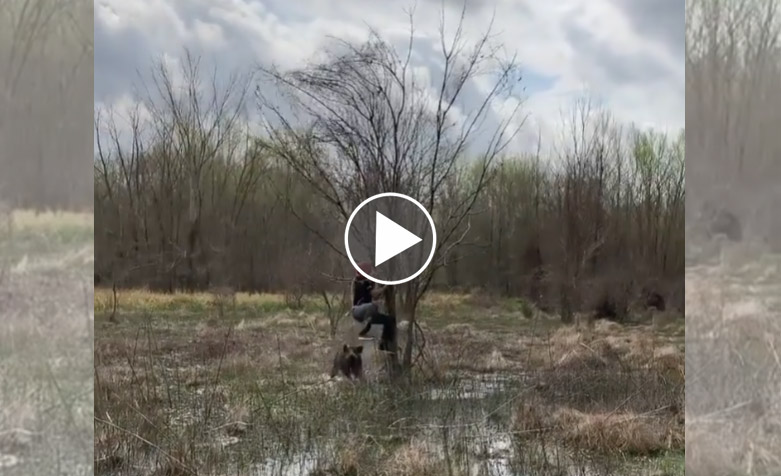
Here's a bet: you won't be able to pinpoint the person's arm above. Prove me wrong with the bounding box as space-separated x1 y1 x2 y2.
371 283 386 299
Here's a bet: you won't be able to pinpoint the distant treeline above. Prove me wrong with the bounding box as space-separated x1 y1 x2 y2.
0 0 92 211
94 115 684 314
94 50 684 318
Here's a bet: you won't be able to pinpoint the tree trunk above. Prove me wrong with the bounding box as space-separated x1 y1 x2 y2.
382 285 401 378
560 281 574 324
402 289 416 370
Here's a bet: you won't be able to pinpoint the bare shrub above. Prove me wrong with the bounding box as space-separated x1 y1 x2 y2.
209 285 236 318
283 287 305 310
321 289 349 338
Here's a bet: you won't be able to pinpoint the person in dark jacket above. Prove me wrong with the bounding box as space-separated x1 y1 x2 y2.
351 262 395 344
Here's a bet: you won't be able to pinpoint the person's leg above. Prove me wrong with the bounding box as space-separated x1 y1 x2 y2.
379 314 397 352
357 321 373 337
362 312 396 345
379 313 396 347
358 304 387 337
352 302 378 323
353 302 379 338
359 311 387 337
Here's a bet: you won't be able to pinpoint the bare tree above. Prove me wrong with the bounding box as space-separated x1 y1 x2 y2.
95 50 257 291
144 51 254 289
257 6 525 371
687 0 781 200
1 0 60 102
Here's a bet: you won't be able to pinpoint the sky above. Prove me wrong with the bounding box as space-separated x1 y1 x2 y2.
94 0 684 155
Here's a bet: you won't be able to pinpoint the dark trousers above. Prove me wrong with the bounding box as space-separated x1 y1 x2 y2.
352 303 396 349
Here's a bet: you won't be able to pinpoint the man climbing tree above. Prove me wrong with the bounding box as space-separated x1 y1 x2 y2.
351 261 396 347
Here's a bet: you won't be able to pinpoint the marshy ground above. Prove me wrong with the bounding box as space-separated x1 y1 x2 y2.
94 287 684 476
0 210 93 474
686 240 781 476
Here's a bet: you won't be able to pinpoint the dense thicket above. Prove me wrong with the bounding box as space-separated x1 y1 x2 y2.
0 0 92 211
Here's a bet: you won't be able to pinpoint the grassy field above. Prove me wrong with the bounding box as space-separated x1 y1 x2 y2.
686 248 781 476
94 286 684 476
0 209 93 474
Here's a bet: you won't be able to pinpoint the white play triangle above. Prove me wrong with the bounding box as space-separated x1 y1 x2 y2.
374 211 423 266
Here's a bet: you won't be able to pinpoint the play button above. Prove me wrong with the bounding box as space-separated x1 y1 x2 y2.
374 212 422 266
345 193 437 285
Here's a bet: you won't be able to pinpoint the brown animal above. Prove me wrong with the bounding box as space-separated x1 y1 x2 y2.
644 290 666 311
330 344 364 380
701 202 742 242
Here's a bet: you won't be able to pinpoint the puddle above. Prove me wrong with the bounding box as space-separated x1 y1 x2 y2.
215 435 240 448
251 430 604 476
252 446 326 476
153 363 668 476
252 435 514 476
426 374 517 401
253 458 318 476
457 429 515 476
241 368 647 476
249 375 521 476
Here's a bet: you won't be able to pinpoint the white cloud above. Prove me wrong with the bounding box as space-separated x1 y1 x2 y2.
192 19 227 49
94 0 684 155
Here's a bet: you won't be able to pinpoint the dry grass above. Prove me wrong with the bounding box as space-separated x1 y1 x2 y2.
423 291 474 309
510 322 684 460
96 288 521 316
514 400 682 456
556 409 681 455
687 415 781 476
381 439 443 476
517 318 684 375
94 288 288 314
309 439 447 476
0 209 93 474
10 209 93 231
686 256 781 476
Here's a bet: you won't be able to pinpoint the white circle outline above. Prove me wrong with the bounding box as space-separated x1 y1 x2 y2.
344 192 437 285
